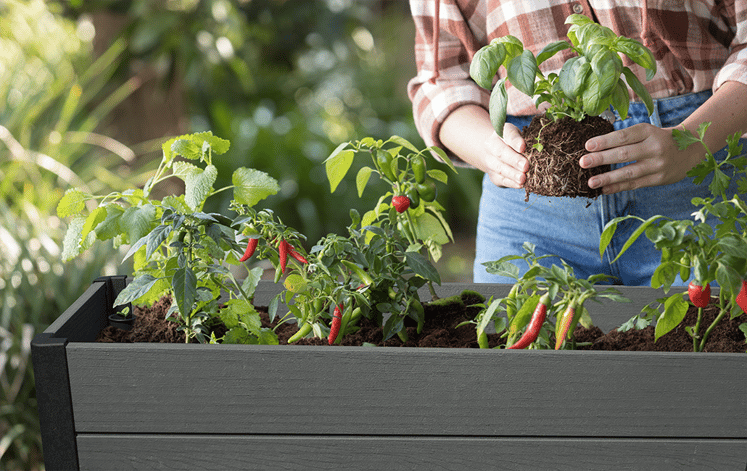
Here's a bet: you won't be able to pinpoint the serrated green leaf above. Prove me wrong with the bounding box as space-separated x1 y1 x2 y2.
171 161 200 182
80 206 107 242
57 188 88 218
120 204 157 244
356 166 373 197
324 148 355 193
171 138 201 160
185 164 217 210
232 167 280 206
61 216 86 261
94 204 124 241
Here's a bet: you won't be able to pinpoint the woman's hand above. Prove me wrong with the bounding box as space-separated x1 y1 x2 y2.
483 123 529 188
579 123 702 194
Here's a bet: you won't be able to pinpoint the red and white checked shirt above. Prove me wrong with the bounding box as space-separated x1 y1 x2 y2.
407 0 747 161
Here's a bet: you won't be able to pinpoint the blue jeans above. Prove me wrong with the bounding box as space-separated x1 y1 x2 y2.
473 90 745 285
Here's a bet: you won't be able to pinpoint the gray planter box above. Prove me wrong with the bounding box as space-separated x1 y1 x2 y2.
32 276 747 470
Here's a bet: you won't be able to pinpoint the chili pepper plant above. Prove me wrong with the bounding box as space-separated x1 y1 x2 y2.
600 124 747 351
470 13 657 200
316 135 456 342
474 242 629 349
57 132 301 344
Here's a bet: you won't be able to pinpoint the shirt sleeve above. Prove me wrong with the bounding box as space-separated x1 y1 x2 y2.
713 1 747 91
407 0 488 165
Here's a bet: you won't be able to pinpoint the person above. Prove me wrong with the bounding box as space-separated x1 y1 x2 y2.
407 0 747 285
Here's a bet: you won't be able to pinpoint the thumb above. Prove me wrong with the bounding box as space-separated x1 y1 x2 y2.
502 123 526 153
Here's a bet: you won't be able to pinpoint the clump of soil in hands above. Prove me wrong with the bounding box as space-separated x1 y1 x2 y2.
521 115 614 202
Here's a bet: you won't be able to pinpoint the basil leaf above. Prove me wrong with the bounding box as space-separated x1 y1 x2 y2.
470 43 506 90
489 79 508 137
537 40 570 65
591 49 620 97
507 49 538 97
611 78 630 120
622 67 654 116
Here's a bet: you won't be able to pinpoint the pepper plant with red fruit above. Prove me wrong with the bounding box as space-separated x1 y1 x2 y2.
600 123 747 351
57 132 290 344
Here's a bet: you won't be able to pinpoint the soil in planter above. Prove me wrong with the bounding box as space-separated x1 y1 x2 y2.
521 114 614 202
97 294 747 353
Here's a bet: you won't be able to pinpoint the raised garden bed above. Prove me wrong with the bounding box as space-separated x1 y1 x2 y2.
32 276 747 470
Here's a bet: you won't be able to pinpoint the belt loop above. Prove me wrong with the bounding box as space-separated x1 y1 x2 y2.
649 98 661 128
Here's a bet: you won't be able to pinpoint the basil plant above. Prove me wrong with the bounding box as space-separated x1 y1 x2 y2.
469 14 657 137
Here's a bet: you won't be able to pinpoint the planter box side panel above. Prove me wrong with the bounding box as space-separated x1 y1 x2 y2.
75 435 747 471
66 344 747 438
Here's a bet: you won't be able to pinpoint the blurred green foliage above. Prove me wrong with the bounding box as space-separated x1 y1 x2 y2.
0 1 141 469
67 0 483 242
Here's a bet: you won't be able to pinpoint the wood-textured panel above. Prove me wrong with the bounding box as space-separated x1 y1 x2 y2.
67 343 747 437
76 435 747 471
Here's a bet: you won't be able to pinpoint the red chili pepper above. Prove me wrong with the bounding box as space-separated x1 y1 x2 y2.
238 237 259 262
554 301 576 350
328 304 344 345
736 280 747 313
278 239 290 273
391 195 410 213
507 294 550 350
288 245 308 264
688 282 711 308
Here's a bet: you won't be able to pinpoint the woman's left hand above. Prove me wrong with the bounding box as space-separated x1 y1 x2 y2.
578 123 702 194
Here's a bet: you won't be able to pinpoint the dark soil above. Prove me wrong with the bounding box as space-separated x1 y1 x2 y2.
521 114 613 202
97 292 747 353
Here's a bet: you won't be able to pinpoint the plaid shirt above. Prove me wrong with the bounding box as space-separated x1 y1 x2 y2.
407 0 747 160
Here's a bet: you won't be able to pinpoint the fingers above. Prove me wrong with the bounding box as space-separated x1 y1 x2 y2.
485 123 528 188
580 123 688 194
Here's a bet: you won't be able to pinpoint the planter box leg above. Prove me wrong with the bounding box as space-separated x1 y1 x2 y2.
31 333 78 471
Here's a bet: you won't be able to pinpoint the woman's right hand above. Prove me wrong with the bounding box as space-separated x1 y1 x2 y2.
439 105 528 188
483 123 528 188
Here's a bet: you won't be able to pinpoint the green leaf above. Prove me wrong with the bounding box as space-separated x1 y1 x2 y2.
232 167 280 206
57 188 88 218
172 266 197 320
622 67 654 116
654 294 688 341
489 79 508 137
412 212 450 245
61 216 86 261
671 127 702 151
716 262 742 295
120 204 157 245
94 204 124 241
185 164 217 210
482 259 521 279
590 49 620 97
470 43 505 89
428 146 457 174
404 251 441 284
113 274 160 306
536 40 570 65
614 37 656 79
426 168 449 185
80 206 107 242
356 166 373 197
559 56 590 99
324 149 355 193
388 135 419 153
171 138 201 160
507 49 538 97
146 224 172 260
611 78 630 120
581 74 605 116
